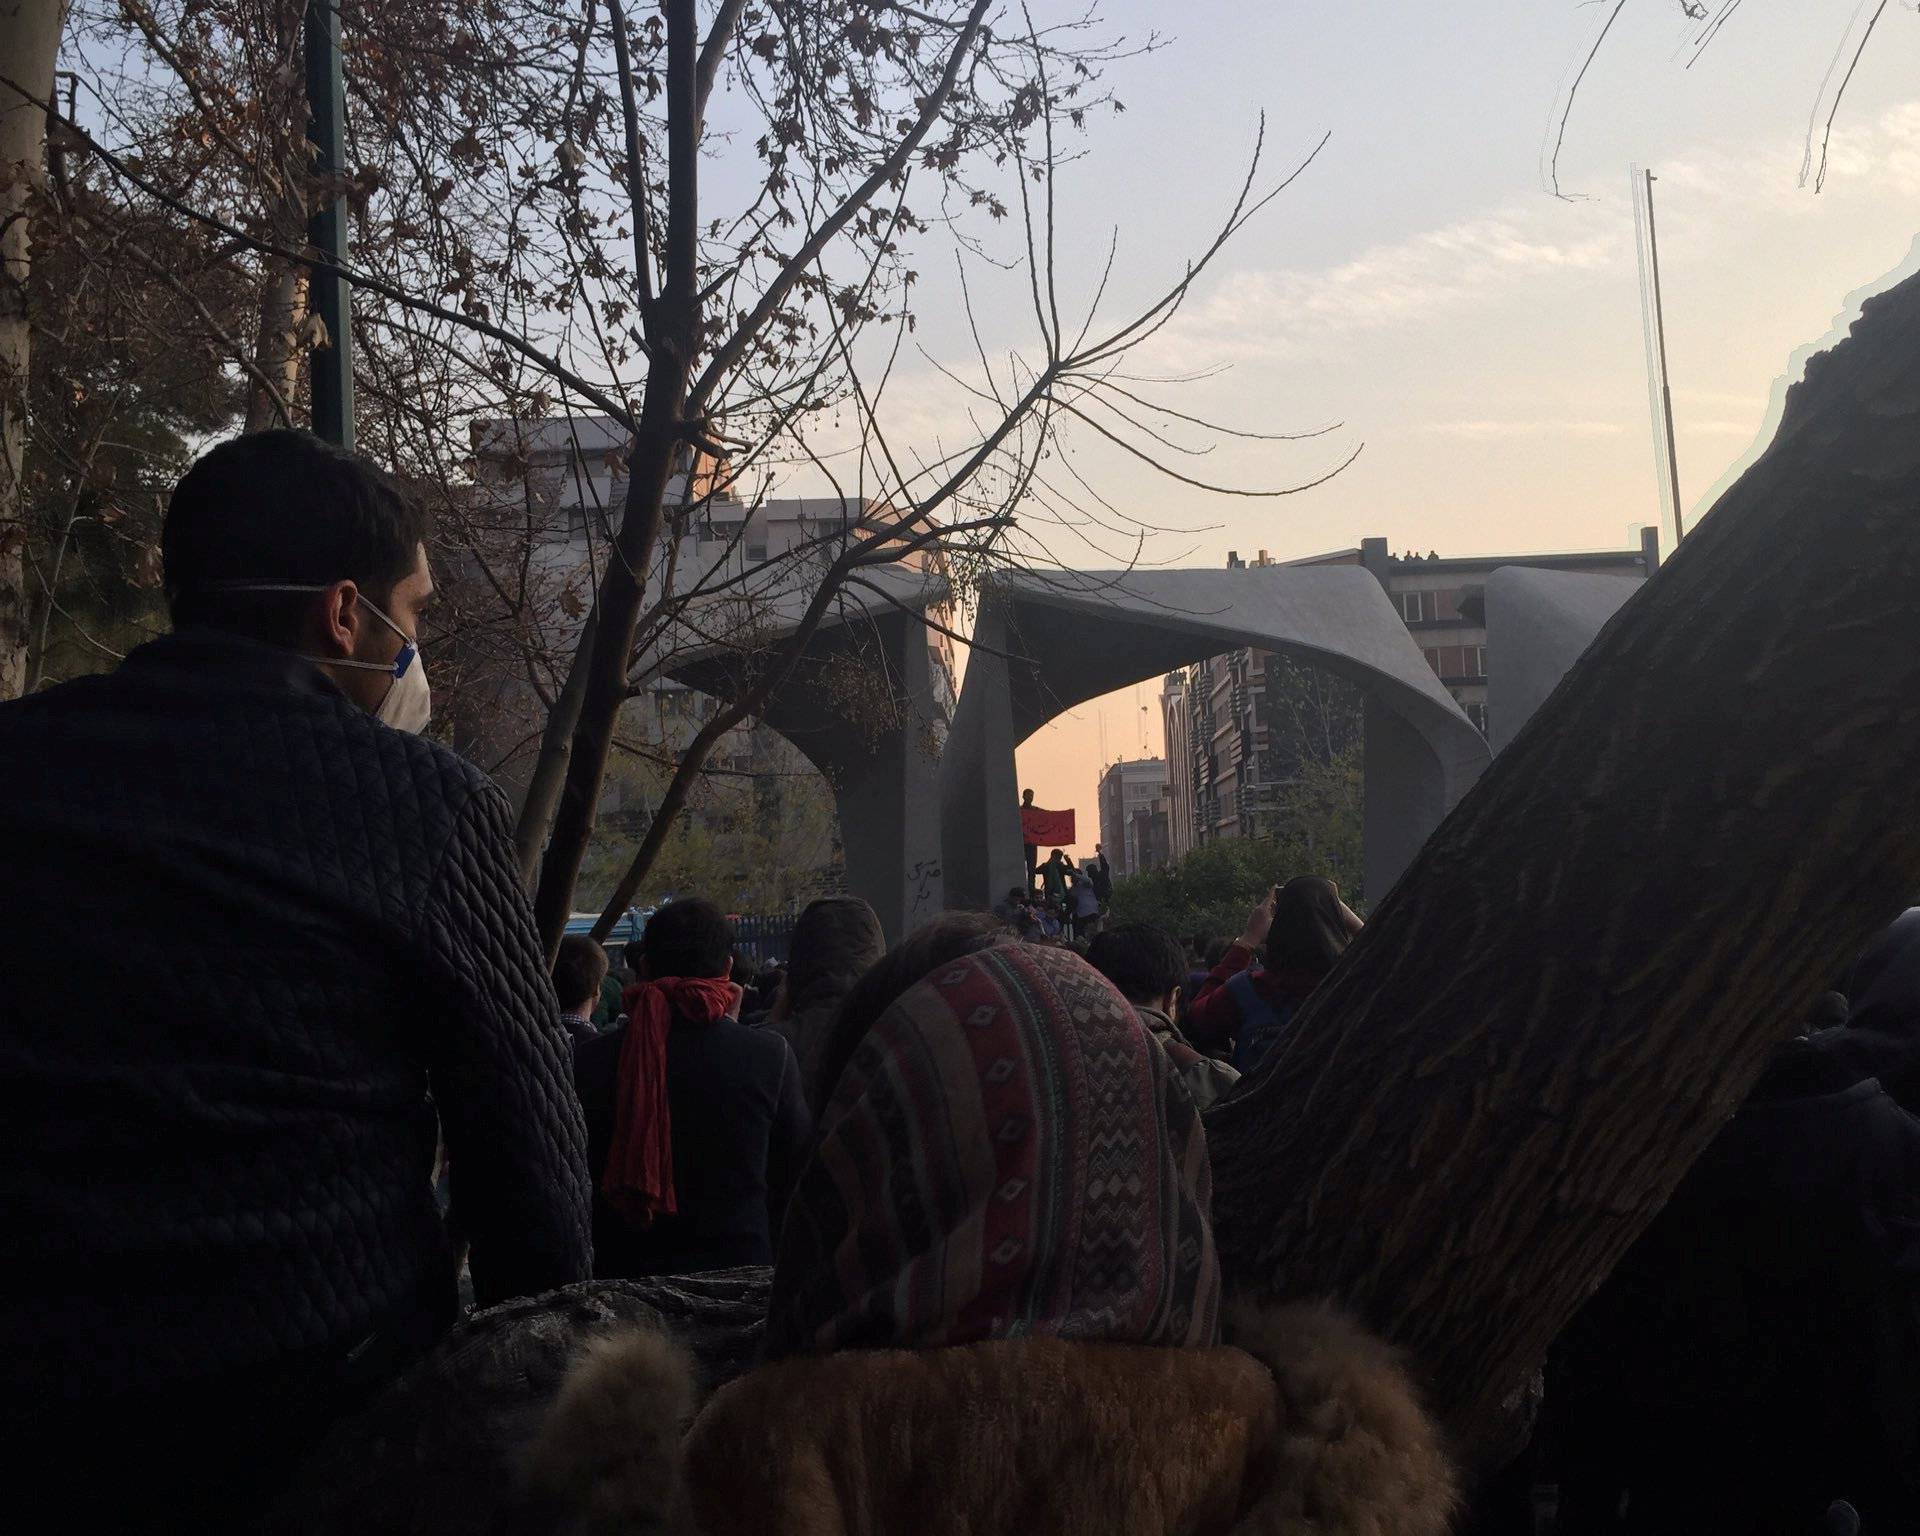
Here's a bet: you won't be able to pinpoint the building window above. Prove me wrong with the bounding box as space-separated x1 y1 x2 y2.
1471 645 1487 679
746 540 768 563
1400 591 1426 623
1465 702 1488 733
1433 588 1461 621
1424 647 1442 674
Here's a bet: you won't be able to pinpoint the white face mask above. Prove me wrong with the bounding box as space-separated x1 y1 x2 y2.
206 582 431 734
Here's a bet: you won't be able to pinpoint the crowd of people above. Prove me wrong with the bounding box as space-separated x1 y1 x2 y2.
3 431 1918 1533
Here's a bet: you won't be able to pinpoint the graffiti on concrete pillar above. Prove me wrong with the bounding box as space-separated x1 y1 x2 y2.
907 858 943 923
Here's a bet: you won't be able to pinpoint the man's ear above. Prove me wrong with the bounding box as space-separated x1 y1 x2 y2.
318 578 362 657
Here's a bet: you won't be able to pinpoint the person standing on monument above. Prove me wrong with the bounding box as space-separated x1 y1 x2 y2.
1041 848 1075 923
1021 788 1039 892
1089 843 1115 906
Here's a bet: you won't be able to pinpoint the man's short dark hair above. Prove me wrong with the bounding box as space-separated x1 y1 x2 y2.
551 935 610 1015
641 898 734 980
162 429 432 647
1087 923 1188 1007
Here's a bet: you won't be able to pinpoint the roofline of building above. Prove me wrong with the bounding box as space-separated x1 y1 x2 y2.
1388 551 1647 573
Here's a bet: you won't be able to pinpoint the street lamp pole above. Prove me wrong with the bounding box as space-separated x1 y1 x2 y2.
305 0 354 448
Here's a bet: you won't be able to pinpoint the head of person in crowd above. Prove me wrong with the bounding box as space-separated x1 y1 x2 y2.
778 897 886 1023
767 942 1220 1357
809 910 1011 1111
1264 875 1364 977
769 897 887 1109
162 429 435 732
732 950 762 994
552 935 610 1023
1847 907 1920 1038
1826 907 1920 1110
638 898 734 983
1022 788 1034 807
1048 847 1069 867
1088 923 1188 1021
621 938 646 984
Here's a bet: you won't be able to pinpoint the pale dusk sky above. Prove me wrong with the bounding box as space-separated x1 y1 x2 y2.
915 1 1920 854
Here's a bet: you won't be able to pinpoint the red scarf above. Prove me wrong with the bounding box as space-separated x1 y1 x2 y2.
602 975 741 1225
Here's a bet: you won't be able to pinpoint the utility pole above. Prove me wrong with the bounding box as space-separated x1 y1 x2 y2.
1643 169 1683 548
305 0 353 447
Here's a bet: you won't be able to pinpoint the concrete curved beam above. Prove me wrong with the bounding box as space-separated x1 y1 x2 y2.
663 565 954 941
941 566 1491 911
1481 568 1642 755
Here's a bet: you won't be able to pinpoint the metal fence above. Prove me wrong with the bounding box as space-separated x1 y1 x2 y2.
568 907 799 969
732 912 798 968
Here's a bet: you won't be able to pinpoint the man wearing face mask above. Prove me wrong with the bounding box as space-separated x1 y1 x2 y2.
0 430 593 1526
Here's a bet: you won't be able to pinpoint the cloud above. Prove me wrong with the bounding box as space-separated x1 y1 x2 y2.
1144 97 1920 374
1151 202 1624 368
1418 419 1625 438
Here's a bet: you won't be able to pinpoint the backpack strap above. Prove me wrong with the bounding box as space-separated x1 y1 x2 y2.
1226 970 1289 1074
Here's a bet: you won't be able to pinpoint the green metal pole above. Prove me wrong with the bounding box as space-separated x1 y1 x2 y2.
305 0 354 448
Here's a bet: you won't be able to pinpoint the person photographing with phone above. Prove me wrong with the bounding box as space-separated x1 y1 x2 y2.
1183 876 1364 1073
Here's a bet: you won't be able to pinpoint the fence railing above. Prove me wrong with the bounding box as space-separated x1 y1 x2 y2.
731 912 797 968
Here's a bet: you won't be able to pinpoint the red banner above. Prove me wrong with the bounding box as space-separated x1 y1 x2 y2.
1020 806 1076 847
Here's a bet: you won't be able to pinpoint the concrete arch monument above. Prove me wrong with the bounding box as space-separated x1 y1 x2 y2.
664 564 955 942
1480 567 1643 755
941 566 1492 910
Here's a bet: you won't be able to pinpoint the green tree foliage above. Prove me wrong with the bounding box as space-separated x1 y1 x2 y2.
23 175 248 688
575 717 838 916
1109 737 1365 945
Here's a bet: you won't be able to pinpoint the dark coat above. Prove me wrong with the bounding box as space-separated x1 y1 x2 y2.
0 629 594 1406
1088 854 1114 903
1550 1040 1920 1533
1181 941 1319 1067
575 1010 811 1276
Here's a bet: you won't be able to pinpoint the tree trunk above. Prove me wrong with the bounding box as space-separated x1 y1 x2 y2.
0 0 67 700
1205 265 1920 1458
512 602 598 886
244 257 306 431
529 0 700 959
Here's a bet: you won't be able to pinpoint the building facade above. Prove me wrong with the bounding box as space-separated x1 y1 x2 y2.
1097 757 1172 878
454 415 961 901
1160 529 1660 860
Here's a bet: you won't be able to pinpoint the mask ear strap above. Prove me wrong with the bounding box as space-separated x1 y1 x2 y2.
206 582 415 676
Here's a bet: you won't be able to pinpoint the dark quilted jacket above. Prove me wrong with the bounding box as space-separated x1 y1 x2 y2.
0 629 593 1399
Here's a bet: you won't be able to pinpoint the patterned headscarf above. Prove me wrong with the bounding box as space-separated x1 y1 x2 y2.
766 942 1221 1356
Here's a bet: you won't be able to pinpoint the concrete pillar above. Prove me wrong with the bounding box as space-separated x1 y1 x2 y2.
828 611 947 943
1361 697 1446 902
939 603 1025 913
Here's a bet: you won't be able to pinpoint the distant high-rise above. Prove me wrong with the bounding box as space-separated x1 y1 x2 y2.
1097 757 1172 878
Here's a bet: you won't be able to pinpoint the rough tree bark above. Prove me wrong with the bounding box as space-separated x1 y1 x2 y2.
243 257 306 431
0 0 67 700
1205 265 1920 1457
